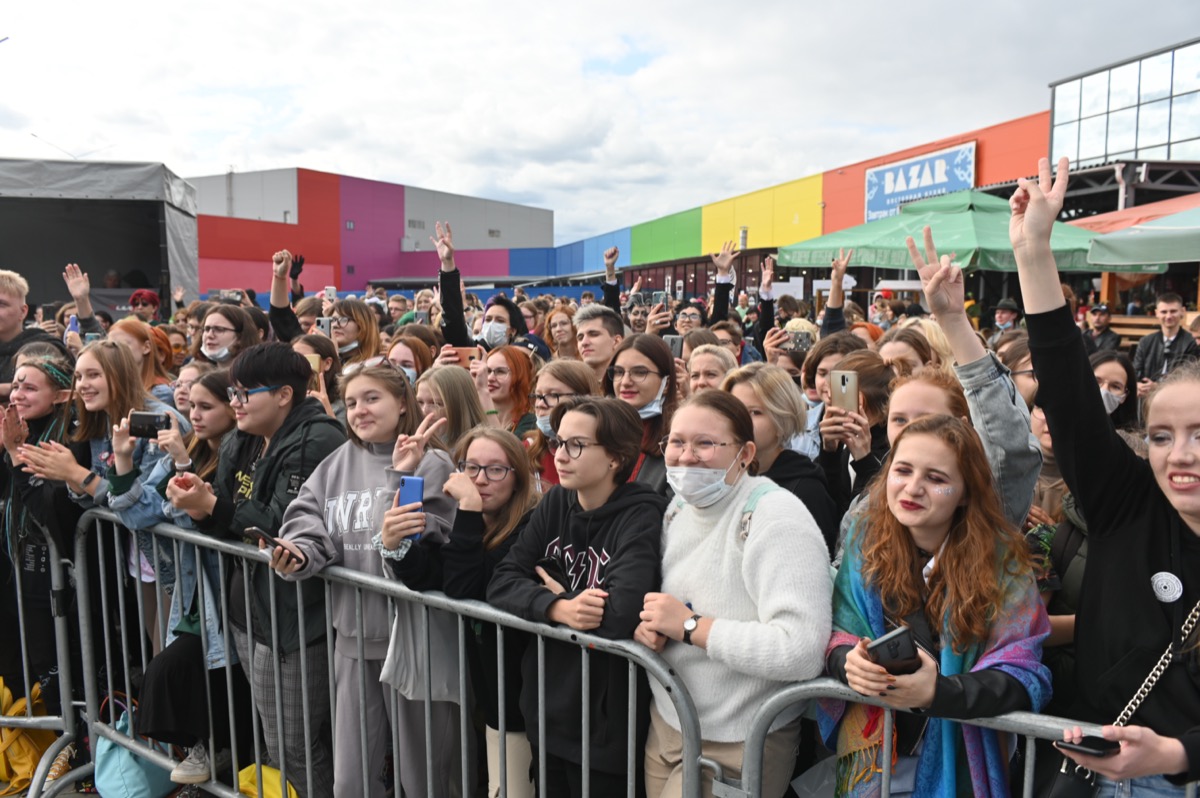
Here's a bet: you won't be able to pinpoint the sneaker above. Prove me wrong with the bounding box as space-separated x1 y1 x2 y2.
170 743 210 784
46 742 75 782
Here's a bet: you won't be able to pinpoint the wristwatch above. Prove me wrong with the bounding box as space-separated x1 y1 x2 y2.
682 613 702 645
81 471 99 489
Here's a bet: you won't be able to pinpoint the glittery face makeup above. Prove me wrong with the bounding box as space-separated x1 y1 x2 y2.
930 486 956 496
886 434 966 537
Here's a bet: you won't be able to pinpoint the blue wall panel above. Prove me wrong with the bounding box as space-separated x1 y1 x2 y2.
581 228 633 273
555 241 585 276
508 247 556 277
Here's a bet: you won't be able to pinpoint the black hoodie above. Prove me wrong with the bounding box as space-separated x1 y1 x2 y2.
0 328 69 387
487 481 666 773
762 449 840 554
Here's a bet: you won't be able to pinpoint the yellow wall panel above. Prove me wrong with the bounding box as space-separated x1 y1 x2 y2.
701 174 824 255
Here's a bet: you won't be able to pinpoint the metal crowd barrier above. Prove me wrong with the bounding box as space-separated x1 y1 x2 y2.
726 678 1199 798
69 508 709 798
0 524 81 798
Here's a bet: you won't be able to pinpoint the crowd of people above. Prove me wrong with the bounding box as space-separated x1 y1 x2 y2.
1 157 1199 798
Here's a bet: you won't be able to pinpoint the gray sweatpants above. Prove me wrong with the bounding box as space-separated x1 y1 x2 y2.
333 650 465 798
232 627 334 798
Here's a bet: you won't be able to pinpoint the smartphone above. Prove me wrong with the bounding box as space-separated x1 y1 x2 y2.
1055 737 1120 758
398 476 425 542
866 626 921 675
535 556 570 589
830 370 860 413
451 346 482 368
651 291 667 307
785 331 814 353
244 526 278 550
323 286 337 302
303 353 322 392
415 310 430 324
128 411 171 438
84 333 102 344
316 317 333 337
663 334 683 359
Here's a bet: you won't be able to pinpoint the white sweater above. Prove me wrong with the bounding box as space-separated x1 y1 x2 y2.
649 475 832 742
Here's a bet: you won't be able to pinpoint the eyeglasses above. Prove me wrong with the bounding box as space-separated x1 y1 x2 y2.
607 366 663 383
171 342 187 352
331 316 352 328
457 461 516 481
529 391 578 407
659 436 736 462
171 378 197 391
547 437 600 459
227 385 281 404
677 311 701 321
203 325 237 336
486 367 511 378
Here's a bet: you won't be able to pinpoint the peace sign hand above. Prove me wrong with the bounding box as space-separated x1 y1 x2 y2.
1010 156 1070 254
906 226 964 320
831 248 853 283
392 412 449 472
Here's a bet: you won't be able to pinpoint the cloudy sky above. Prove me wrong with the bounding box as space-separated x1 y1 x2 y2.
1 1 1194 244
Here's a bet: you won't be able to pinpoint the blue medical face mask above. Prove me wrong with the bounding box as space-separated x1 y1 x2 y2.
535 414 553 437
400 366 418 386
637 375 669 420
665 445 746 508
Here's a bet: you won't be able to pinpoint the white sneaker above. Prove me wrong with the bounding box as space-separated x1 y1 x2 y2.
170 742 210 784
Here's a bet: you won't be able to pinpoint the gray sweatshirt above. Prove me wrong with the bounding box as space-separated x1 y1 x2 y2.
278 439 456 659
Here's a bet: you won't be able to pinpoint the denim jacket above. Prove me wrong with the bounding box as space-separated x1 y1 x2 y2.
165 515 235 670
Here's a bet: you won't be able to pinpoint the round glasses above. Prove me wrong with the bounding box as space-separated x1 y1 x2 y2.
547 437 600 459
659 436 736 462
457 461 516 482
607 366 663 384
529 391 577 407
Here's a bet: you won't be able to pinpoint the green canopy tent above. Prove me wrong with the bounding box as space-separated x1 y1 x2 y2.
1088 205 1200 268
776 190 1155 273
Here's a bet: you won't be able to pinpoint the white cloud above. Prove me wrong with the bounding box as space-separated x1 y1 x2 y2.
1 0 1193 244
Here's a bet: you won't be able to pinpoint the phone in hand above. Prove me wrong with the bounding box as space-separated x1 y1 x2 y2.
84 332 102 344
451 346 482 368
128 411 171 438
1055 737 1120 758
323 286 337 302
244 526 278 549
315 317 333 337
651 291 667 307
866 625 921 675
830 370 860 413
663 334 683 359
785 331 814 353
398 476 425 542
535 556 570 590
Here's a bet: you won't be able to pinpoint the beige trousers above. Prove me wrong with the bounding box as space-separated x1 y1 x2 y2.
484 725 534 798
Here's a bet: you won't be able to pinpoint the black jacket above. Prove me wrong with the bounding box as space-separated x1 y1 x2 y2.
389 509 532 731
762 449 840 555
0 328 69 387
1083 326 1121 353
1030 306 1200 784
1132 328 1199 382
818 423 890 518
487 482 666 773
201 398 346 651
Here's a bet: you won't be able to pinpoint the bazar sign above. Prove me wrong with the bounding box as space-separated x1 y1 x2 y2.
864 142 976 222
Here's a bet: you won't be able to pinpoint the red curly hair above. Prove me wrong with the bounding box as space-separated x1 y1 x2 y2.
487 345 534 427
860 414 1032 652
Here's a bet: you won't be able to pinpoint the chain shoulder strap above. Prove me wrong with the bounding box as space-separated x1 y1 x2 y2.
1114 597 1200 727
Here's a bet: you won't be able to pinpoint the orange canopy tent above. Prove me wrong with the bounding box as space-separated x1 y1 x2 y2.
1069 192 1200 234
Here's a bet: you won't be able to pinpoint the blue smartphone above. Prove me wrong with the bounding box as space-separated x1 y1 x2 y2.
398 476 425 542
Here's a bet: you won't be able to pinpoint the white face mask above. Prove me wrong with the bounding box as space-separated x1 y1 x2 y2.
535 414 553 437
400 366 418 386
201 344 231 363
338 341 360 357
481 320 509 348
637 375 669 420
666 446 745 508
1100 387 1124 415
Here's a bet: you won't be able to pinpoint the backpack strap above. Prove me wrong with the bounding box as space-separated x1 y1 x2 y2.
738 483 783 541
1049 517 1084 578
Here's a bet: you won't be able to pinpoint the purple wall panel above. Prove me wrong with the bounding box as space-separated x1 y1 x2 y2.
338 176 405 289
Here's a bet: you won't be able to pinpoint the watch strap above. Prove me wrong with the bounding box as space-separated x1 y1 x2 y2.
682 613 701 645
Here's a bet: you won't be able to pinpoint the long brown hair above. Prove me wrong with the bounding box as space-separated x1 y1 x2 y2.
544 307 579 359
185 370 234 481
860 414 1032 652
603 334 678 456
73 341 154 441
332 298 381 364
342 364 447 454
525 359 601 463
453 427 540 550
111 318 174 389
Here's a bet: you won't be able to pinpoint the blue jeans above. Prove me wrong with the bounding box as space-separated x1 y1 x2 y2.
1095 774 1187 797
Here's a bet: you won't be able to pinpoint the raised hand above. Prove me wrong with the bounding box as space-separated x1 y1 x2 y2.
711 241 740 275
272 250 292 279
760 255 775 294
156 413 189 464
631 276 643 295
1 404 28 457
62 263 91 301
173 286 185 304
430 222 456 270
442 470 483 512
762 327 790 363
603 246 620 272
646 303 672 334
906 227 964 319
392 413 448 472
1010 156 1069 254
830 248 853 286
111 415 136 459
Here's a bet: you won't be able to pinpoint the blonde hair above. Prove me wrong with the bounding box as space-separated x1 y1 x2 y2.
784 317 819 338
721 362 807 445
904 318 953 372
415 367 487 448
0 270 30 302
689 343 737 373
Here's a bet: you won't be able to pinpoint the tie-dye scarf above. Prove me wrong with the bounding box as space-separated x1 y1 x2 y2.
816 530 1051 797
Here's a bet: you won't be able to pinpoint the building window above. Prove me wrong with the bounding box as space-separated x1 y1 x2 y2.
346 220 355 231
408 219 425 230
488 229 501 238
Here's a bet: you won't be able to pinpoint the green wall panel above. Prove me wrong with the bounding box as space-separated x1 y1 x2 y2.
630 207 702 265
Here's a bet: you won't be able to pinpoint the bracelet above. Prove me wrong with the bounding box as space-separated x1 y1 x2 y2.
173 459 193 472
485 410 499 416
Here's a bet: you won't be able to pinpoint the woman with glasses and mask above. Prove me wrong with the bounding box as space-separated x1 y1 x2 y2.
473 345 537 436
414 367 487 451
390 427 542 798
193 305 258 366
636 390 832 798
268 361 459 798
328 298 382 367
489 397 667 796
526 359 600 490
603 334 678 495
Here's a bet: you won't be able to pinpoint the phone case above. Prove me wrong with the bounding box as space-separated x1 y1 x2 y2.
867 626 921 675
398 476 425 541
